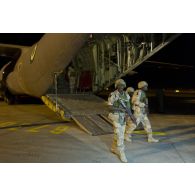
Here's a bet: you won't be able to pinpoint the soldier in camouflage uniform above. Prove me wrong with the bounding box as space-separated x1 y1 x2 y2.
108 79 131 163
125 81 159 143
126 87 135 98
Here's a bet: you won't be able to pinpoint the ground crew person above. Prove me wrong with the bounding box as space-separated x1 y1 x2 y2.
125 81 159 143
67 65 76 93
108 79 131 163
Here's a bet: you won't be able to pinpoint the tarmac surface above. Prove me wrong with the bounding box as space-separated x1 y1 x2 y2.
0 100 195 163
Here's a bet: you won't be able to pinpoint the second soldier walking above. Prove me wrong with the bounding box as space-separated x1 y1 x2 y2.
125 81 159 143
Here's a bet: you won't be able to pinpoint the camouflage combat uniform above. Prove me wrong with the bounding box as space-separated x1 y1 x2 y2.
132 89 152 133
108 89 130 162
125 87 159 142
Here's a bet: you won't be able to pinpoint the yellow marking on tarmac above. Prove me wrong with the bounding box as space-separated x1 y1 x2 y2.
50 126 69 134
0 122 17 127
27 125 50 133
133 130 166 136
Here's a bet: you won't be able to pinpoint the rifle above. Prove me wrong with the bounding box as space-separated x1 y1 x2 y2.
118 98 137 124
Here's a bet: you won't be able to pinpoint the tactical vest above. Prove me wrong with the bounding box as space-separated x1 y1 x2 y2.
113 92 130 110
140 90 147 104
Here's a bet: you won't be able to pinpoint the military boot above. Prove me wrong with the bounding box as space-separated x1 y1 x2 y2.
124 133 132 142
148 134 159 143
118 151 128 163
111 148 128 163
110 147 117 154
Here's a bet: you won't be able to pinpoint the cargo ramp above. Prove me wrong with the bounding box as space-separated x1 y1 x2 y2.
42 94 113 136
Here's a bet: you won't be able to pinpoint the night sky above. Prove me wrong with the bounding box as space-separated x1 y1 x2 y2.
149 33 195 66
126 34 195 89
0 33 44 46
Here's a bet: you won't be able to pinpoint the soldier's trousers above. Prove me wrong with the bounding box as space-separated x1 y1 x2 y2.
112 121 126 153
125 117 137 134
126 113 152 134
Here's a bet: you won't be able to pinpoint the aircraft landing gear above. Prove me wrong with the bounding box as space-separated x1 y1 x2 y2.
3 90 15 105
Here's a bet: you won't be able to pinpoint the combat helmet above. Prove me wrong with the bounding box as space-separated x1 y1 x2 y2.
138 81 148 89
115 79 126 89
126 87 135 93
